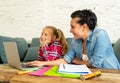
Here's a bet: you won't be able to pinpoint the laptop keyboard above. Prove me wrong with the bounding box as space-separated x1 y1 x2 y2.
21 63 39 71
21 63 29 68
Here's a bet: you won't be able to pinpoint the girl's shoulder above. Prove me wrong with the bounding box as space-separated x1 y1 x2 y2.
51 41 61 45
50 41 62 48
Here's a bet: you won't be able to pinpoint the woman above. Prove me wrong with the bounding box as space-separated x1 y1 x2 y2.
26 9 120 69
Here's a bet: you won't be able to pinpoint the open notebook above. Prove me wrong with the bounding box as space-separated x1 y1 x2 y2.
58 64 91 75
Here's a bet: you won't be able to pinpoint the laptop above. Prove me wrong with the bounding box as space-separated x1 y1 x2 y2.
3 42 39 71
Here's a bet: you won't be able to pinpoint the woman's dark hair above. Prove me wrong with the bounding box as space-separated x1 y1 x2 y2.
71 9 97 31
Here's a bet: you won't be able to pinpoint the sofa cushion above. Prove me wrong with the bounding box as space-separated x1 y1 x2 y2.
30 38 40 47
113 39 120 63
0 36 16 63
15 38 28 61
23 38 40 62
66 37 73 46
23 47 39 62
0 36 28 63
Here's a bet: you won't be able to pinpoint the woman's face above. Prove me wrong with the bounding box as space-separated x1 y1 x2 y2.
40 28 53 44
70 17 84 39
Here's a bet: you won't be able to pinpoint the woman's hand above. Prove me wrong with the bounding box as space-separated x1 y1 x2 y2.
72 57 91 68
72 57 80 64
26 60 46 67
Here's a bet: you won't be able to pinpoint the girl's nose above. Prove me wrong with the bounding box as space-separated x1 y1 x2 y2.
70 28 72 33
40 35 44 40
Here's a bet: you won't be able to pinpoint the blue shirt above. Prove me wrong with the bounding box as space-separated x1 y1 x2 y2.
64 28 120 69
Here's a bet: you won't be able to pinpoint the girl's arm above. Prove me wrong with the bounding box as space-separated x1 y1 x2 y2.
38 47 44 61
26 58 67 67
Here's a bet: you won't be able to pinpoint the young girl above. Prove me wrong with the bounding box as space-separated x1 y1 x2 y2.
38 26 69 61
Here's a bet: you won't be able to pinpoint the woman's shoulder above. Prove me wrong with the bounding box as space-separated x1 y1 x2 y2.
93 28 108 36
89 27 110 42
94 27 106 32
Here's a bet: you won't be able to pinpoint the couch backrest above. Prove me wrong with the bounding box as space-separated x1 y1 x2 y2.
23 38 40 62
23 37 74 62
66 37 73 46
0 36 28 63
30 38 40 47
0 36 16 63
15 38 28 61
113 39 120 63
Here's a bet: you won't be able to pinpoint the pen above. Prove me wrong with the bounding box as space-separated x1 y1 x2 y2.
63 64 65 69
81 71 101 80
17 70 34 75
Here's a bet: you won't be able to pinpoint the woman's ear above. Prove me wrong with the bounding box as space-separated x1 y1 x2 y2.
82 23 87 32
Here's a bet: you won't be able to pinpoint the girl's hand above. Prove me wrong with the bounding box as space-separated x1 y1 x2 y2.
26 60 46 67
40 37 52 47
40 37 46 47
45 37 52 45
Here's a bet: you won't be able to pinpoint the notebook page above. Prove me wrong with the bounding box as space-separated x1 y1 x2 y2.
58 64 91 74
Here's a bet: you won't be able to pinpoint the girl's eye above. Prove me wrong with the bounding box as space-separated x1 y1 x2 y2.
71 25 74 29
41 33 44 36
44 33 48 36
41 33 48 36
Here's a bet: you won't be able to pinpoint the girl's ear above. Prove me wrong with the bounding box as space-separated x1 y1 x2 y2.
52 35 56 41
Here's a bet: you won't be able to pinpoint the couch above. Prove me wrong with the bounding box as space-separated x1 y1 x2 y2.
113 39 120 63
0 36 28 63
0 36 73 64
0 36 120 64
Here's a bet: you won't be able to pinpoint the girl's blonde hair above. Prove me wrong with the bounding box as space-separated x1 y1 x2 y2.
45 26 69 55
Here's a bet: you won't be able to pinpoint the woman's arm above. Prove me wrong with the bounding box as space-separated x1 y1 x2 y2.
72 57 92 68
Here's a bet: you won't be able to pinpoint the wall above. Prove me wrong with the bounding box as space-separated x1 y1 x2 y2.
0 0 120 43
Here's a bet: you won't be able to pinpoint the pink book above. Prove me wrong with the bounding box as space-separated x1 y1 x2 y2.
29 66 52 76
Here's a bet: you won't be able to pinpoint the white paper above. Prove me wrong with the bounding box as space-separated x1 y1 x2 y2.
58 64 91 75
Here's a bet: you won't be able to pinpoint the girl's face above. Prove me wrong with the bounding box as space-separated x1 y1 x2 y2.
40 28 53 44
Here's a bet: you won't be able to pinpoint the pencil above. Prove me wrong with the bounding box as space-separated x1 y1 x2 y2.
17 70 33 75
81 71 101 80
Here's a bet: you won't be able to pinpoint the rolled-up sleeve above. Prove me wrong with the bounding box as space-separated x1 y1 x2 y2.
63 43 76 63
